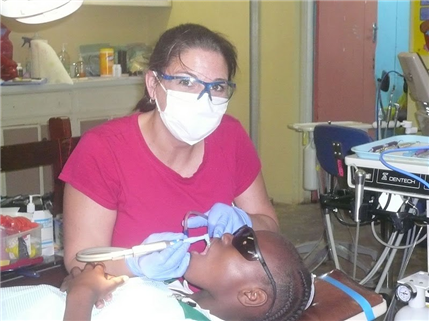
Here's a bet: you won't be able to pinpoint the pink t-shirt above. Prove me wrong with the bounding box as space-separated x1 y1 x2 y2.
60 112 261 249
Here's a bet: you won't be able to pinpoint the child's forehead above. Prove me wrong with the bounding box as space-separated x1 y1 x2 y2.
256 231 292 260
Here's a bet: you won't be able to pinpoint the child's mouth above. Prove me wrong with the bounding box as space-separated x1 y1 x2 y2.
199 236 212 256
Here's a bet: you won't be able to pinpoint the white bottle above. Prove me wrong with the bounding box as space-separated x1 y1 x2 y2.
16 63 23 79
58 43 70 75
27 195 36 214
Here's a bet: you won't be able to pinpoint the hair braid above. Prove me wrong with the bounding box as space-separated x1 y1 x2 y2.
286 270 311 321
260 264 311 321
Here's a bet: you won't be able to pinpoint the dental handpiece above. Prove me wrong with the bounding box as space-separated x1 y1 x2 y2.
354 168 366 223
76 234 210 262
131 234 209 257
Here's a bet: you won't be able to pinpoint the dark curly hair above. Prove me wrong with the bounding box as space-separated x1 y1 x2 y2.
255 234 312 321
135 23 238 112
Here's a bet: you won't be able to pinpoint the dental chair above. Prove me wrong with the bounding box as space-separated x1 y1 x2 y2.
298 124 378 276
300 269 387 321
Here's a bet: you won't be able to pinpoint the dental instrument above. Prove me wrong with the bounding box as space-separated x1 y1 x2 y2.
76 233 209 263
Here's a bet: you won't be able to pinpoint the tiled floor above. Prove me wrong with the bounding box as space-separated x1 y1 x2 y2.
274 201 427 319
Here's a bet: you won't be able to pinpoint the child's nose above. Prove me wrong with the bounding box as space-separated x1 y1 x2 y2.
221 233 234 244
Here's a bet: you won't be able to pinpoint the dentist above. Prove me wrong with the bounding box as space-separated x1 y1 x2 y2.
60 23 279 280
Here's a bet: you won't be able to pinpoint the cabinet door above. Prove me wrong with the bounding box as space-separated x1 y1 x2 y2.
83 0 171 7
79 118 109 135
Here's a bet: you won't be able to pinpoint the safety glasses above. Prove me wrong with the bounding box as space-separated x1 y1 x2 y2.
155 71 236 104
232 225 277 317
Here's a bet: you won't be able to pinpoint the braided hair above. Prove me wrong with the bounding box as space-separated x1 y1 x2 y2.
258 235 312 321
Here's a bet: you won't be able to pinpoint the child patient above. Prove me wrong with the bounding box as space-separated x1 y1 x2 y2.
1 227 313 321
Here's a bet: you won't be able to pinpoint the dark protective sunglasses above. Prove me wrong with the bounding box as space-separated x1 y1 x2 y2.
232 225 277 317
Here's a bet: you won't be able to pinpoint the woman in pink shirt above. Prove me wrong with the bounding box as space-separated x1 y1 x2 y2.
60 23 279 280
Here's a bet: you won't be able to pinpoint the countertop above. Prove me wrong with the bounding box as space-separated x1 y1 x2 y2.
1 76 145 95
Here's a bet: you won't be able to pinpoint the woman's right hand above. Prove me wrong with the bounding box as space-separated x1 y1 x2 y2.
125 232 190 281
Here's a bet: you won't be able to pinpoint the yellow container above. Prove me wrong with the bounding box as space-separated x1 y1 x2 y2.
99 48 114 77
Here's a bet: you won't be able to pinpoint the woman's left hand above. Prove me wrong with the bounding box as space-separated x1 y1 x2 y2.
186 203 252 238
60 263 128 309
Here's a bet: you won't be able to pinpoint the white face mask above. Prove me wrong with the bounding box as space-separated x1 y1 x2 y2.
156 88 228 145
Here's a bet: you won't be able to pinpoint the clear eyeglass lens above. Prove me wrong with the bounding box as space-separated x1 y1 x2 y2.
162 74 235 104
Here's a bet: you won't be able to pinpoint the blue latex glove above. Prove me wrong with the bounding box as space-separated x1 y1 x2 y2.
126 232 190 281
186 203 252 238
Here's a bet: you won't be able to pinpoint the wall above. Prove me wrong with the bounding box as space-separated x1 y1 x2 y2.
375 0 410 126
164 1 250 129
259 1 303 203
1 1 304 205
164 1 304 204
2 5 172 64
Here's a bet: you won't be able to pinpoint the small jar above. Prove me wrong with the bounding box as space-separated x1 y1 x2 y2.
99 48 114 77
113 64 122 77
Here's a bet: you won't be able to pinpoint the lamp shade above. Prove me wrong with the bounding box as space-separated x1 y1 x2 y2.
0 0 70 18
17 0 83 24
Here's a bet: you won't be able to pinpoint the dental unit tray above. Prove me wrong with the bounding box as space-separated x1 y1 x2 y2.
352 135 429 166
76 234 208 262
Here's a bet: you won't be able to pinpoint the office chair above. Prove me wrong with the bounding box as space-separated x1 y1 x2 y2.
298 124 378 276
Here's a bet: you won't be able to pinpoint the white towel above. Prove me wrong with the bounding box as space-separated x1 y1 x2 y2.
31 39 73 84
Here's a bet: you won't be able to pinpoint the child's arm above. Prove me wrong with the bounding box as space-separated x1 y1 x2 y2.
60 263 128 321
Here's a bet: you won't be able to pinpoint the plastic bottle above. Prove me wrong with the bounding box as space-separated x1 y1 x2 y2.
27 195 36 214
16 63 23 79
99 48 114 77
22 36 32 78
57 43 70 75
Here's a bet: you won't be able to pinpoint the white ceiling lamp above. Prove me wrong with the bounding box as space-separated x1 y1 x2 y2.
0 0 69 18
0 0 83 24
17 0 83 24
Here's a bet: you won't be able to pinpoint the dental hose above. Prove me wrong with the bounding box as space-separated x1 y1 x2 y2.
374 233 404 293
183 211 207 236
359 231 397 285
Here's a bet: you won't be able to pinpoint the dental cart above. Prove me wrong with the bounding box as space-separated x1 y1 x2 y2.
345 135 429 320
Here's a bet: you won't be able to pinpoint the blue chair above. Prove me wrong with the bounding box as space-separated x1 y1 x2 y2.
298 124 378 276
314 124 374 191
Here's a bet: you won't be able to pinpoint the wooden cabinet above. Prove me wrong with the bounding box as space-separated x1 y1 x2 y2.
83 0 171 7
1 77 144 196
